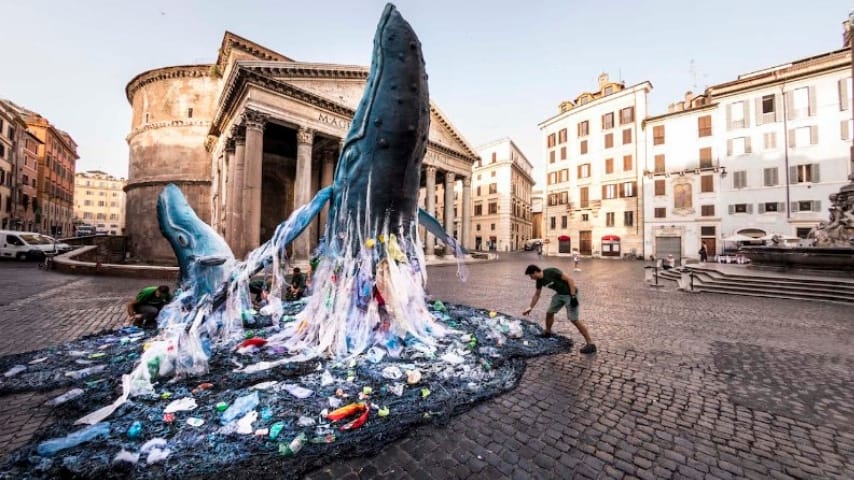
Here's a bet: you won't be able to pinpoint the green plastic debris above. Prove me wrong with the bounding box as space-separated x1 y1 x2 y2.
421 388 431 398
215 401 229 412
269 421 284 440
278 432 307 456
432 300 446 312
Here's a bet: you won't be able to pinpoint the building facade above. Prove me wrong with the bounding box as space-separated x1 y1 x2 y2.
539 73 651 257
2 101 77 236
531 188 544 240
643 46 852 260
0 103 19 230
74 170 127 235
126 32 479 263
469 138 534 251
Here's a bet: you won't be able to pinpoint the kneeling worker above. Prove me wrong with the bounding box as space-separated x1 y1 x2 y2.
127 285 172 328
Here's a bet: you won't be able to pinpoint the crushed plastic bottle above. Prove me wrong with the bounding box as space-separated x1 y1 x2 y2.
47 388 84 406
365 346 386 363
164 397 197 413
64 365 105 380
309 433 336 444
268 421 285 440
37 422 111 457
127 421 142 440
4 365 26 378
278 432 307 456
260 407 273 421
220 391 259 425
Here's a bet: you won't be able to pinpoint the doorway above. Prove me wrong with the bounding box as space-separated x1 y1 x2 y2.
579 231 592 255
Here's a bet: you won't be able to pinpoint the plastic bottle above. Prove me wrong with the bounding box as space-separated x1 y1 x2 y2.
278 432 307 456
220 391 259 425
37 422 111 457
127 421 142 439
64 365 106 380
268 421 284 440
47 388 84 406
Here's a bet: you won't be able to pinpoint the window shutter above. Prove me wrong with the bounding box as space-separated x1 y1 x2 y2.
602 185 607 199
807 86 816 116
788 129 795 148
744 137 752 153
754 97 763 126
812 164 820 183
789 166 797 184
727 139 733 156
764 168 771 186
842 120 850 141
791 201 799 213
775 94 783 122
728 204 735 214
772 168 779 186
577 165 581 178
840 79 850 111
746 204 753 214
810 125 818 145
786 91 796 120
742 101 750 128
726 104 733 130
632 181 637 197
813 200 821 212
758 203 765 213
778 202 785 212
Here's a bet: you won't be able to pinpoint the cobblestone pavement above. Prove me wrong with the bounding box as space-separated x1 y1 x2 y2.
1 254 853 479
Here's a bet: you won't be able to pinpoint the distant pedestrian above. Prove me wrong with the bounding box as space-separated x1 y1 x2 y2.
127 285 172 329
536 243 543 258
522 264 596 354
698 242 709 262
572 249 581 272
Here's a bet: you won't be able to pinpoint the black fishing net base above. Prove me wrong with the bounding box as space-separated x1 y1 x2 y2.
0 302 572 479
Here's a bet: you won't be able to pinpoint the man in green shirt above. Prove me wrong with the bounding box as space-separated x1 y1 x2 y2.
523 264 596 354
126 285 172 328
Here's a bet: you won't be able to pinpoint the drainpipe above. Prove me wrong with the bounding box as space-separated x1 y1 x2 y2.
781 84 791 220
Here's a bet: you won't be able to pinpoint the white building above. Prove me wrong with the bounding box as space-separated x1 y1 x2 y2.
643 45 852 260
471 138 534 251
539 73 652 258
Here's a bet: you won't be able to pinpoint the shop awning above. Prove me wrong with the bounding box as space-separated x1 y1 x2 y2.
602 235 620 241
558 235 571 241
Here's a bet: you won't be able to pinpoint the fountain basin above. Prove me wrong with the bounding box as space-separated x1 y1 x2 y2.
741 246 854 277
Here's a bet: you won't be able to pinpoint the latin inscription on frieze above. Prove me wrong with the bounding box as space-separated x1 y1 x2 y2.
318 113 351 130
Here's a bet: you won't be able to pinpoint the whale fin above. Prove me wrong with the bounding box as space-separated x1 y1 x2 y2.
418 208 468 255
197 255 229 267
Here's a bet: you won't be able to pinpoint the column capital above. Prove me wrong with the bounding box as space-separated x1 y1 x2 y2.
445 171 456 183
297 127 315 145
230 125 246 145
462 176 471 187
425 165 437 175
242 109 268 131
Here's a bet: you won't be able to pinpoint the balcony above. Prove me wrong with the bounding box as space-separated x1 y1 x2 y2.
644 160 726 179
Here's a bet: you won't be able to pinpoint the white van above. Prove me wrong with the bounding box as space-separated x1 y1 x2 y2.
0 231 67 260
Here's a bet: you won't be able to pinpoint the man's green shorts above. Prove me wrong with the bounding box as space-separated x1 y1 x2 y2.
547 294 579 322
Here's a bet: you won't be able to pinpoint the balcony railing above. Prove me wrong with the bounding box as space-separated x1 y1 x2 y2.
644 160 726 179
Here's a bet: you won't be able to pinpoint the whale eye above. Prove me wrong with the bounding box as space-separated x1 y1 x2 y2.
178 235 188 247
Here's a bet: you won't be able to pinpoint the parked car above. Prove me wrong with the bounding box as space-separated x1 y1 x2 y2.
524 239 543 251
0 231 67 260
38 235 74 254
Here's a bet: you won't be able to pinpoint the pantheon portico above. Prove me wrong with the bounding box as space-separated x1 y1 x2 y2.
125 32 478 264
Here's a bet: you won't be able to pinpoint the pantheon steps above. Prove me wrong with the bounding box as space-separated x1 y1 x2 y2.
668 265 854 304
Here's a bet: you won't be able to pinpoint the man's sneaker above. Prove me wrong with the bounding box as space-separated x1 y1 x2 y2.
579 344 597 354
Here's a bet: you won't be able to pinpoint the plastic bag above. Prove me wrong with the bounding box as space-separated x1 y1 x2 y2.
37 422 111 457
221 392 259 425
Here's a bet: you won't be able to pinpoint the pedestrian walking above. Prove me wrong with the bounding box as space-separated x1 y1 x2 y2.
522 264 597 354
536 243 543 258
698 242 709 262
572 249 581 272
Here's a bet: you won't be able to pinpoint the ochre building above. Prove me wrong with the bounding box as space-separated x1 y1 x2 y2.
125 32 478 264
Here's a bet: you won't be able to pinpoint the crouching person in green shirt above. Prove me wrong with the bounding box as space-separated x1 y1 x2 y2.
522 264 597 354
126 285 172 329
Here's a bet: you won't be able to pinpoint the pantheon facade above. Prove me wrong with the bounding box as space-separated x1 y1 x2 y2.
125 32 479 263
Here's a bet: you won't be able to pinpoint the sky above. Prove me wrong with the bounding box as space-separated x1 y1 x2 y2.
0 0 849 185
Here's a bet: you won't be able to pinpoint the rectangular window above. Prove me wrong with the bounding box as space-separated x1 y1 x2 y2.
622 128 632 145
792 126 818 147
701 205 715 216
561 216 567 228
560 146 566 160
700 175 714 193
476 186 481 196
698 115 712 137
605 212 615 227
577 121 589 137
761 94 775 116
488 202 498 214
621 181 636 197
729 137 750 155
488 183 498 194
763 167 779 186
604 133 613 149
602 184 617 199
550 217 556 229
559 169 569 183
730 101 746 128
764 132 777 149
580 186 589 208
733 203 748 213
654 207 666 218
547 134 556 148
654 179 665 196
491 152 497 163
558 129 567 144
700 226 716 236
792 164 819 183
188 107 194 118
793 87 809 111
654 154 665 173
622 155 632 171
605 158 614 174
699 147 712 168
653 125 665 145
602 112 614 130
578 163 590 178
620 107 634 125
623 211 634 226
763 202 779 213
580 140 588 155
474 204 483 216
550 150 556 163
733 171 747 189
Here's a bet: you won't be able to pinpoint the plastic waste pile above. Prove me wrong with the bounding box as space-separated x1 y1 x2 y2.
0 302 571 479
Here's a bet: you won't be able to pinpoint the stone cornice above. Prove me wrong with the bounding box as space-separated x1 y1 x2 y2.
429 104 479 161
244 62 369 80
125 65 212 103
126 120 212 142
216 31 293 66
124 177 211 191
210 65 358 136
427 141 478 165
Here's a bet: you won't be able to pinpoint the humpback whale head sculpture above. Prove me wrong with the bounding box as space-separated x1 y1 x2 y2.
326 3 429 249
157 184 235 297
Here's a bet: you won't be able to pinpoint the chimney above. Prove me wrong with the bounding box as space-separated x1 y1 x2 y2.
684 91 693 105
845 18 854 48
667 103 675 113
598 73 610 88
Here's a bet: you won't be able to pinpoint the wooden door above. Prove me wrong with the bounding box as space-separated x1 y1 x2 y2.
579 231 592 255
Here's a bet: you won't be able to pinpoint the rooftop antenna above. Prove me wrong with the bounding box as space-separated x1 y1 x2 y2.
689 59 710 90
